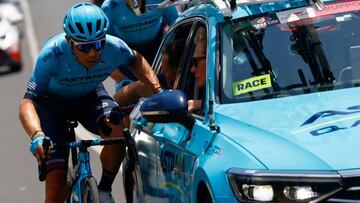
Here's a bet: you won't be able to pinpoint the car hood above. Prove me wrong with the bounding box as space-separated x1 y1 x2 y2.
215 87 360 170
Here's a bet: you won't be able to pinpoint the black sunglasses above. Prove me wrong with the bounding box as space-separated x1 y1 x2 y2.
192 56 206 67
71 38 106 53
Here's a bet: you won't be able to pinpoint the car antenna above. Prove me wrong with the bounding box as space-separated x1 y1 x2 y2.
311 0 324 10
208 78 219 132
140 0 147 13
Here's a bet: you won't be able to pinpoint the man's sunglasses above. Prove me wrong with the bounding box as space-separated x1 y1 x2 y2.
71 38 106 53
192 56 206 67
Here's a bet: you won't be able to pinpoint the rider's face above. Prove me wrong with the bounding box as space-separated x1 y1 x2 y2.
67 37 104 68
191 43 206 88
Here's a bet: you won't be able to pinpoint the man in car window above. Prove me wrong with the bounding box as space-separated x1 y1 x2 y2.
189 26 207 113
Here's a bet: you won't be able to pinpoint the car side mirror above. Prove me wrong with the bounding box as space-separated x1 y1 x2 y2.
140 90 195 130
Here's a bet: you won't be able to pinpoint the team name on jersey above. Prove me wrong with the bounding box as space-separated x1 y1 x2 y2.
59 72 110 83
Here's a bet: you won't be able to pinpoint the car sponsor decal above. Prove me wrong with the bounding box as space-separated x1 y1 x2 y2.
206 145 224 158
314 0 360 17
276 0 360 24
232 74 272 96
293 105 360 135
159 181 186 196
276 6 316 24
250 14 280 30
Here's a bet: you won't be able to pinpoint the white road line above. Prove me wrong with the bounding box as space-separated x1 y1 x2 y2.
20 0 39 67
75 124 103 154
21 0 102 154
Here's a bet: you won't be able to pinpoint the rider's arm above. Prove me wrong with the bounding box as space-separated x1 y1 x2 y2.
19 99 44 140
111 68 126 83
130 51 162 93
19 47 55 140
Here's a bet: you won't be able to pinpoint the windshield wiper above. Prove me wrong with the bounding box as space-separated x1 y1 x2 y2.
290 25 335 90
243 28 282 91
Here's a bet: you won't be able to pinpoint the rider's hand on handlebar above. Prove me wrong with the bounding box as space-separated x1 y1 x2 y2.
30 136 45 164
29 136 52 164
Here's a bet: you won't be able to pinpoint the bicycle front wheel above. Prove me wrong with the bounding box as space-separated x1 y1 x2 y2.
82 177 100 203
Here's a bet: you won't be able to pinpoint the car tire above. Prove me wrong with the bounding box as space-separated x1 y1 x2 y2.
10 63 22 72
203 192 213 203
198 184 213 203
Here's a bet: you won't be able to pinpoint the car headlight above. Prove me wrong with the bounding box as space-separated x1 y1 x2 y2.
228 168 343 202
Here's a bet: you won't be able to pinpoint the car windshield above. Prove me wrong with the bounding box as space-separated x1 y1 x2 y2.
220 2 360 104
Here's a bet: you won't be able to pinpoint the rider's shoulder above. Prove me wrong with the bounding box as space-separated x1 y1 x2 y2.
105 34 130 50
38 33 67 64
101 0 122 11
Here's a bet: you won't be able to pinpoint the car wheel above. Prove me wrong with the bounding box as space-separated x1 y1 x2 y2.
10 63 21 72
197 184 213 203
203 192 213 203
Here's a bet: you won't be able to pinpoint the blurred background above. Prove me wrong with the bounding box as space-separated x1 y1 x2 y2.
0 0 124 202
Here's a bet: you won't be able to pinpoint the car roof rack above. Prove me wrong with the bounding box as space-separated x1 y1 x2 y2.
212 0 324 17
162 0 324 17
157 0 323 17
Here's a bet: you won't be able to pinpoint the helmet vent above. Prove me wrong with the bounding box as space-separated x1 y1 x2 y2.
68 24 75 33
75 22 84 34
75 35 86 40
104 20 107 29
87 22 92 34
96 19 101 32
96 32 104 38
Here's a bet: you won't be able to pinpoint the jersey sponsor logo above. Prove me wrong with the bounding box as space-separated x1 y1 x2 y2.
232 74 272 96
42 52 54 63
117 16 159 32
59 73 110 84
27 81 37 90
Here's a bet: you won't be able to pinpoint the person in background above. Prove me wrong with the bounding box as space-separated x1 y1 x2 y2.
18 3 161 203
101 0 179 65
189 26 207 113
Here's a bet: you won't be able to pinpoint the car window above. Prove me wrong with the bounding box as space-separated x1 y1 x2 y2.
220 8 360 104
153 22 194 89
178 22 208 116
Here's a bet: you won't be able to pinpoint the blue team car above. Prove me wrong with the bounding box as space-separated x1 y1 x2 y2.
121 0 360 202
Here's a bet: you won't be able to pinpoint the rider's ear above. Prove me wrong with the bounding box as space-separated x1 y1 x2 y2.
65 35 71 42
65 35 75 49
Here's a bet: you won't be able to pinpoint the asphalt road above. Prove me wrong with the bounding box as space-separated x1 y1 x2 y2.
0 0 125 202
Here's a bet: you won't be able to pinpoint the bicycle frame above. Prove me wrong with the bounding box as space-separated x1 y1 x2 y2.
38 121 133 203
65 121 128 203
67 141 94 203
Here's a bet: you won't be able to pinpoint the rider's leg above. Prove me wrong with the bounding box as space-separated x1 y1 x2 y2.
36 97 72 203
45 170 68 203
80 84 126 192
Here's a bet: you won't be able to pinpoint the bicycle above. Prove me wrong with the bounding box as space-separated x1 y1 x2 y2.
38 120 135 203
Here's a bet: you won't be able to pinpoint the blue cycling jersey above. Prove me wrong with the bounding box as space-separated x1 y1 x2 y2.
24 33 135 101
101 0 179 46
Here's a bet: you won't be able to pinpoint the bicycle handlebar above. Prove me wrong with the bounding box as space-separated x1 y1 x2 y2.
67 137 126 149
37 128 133 182
38 136 51 182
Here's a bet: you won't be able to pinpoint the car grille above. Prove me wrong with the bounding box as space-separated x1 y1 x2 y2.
326 175 360 203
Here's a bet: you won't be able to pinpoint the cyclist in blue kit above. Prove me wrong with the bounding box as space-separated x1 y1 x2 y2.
101 0 179 65
18 3 161 203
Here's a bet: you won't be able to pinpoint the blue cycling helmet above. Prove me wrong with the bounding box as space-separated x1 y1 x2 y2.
63 3 109 42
